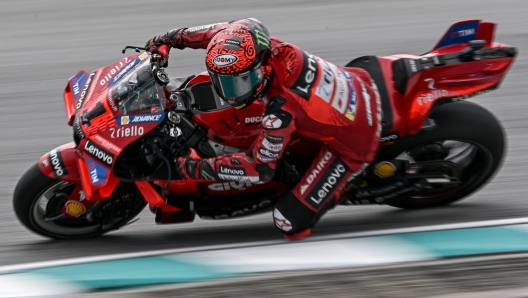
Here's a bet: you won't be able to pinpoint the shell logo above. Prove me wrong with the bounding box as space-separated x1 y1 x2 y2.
121 116 130 125
374 161 396 178
65 200 86 217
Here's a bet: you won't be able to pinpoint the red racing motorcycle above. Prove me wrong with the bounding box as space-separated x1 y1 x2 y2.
14 20 517 239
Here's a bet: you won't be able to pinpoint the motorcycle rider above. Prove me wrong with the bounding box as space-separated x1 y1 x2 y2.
145 18 381 239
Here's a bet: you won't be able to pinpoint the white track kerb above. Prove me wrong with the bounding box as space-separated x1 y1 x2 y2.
2 218 528 297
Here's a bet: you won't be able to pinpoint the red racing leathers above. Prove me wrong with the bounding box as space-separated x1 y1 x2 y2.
151 19 381 236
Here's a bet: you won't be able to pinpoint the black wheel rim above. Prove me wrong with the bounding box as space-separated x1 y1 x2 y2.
395 139 494 200
31 181 101 236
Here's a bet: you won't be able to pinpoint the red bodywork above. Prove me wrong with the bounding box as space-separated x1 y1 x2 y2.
39 20 516 219
376 20 514 136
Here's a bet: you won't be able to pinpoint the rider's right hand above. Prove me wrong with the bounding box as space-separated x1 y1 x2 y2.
145 36 170 67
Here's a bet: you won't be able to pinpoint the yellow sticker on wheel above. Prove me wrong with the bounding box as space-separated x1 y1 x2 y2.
374 161 396 178
65 201 86 217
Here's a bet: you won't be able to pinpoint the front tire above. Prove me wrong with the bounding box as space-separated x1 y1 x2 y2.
13 163 146 239
376 101 505 209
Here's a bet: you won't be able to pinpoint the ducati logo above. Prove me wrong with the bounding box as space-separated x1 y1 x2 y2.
262 114 282 129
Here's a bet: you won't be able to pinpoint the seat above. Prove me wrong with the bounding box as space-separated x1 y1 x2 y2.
391 58 412 95
345 56 393 135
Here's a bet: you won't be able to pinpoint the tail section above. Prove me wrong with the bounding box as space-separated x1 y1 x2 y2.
431 20 496 52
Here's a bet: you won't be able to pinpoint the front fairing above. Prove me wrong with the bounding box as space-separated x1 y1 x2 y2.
70 52 167 194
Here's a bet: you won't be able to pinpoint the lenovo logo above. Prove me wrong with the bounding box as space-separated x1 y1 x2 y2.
84 140 114 166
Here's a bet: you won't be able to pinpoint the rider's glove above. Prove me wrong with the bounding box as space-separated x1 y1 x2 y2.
145 36 170 67
175 148 219 181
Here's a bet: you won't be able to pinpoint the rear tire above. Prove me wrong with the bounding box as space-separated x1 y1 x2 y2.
376 101 505 209
13 163 146 239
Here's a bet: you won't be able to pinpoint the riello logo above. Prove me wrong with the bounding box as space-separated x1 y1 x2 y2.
213 54 238 66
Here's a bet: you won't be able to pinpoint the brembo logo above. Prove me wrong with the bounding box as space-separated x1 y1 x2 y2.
84 140 114 166
213 54 238 66
300 151 333 194
75 72 95 109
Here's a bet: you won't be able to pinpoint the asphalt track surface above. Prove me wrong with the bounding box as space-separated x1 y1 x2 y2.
0 0 527 268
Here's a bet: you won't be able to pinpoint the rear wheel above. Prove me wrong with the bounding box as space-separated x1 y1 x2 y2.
13 163 146 239
377 101 505 209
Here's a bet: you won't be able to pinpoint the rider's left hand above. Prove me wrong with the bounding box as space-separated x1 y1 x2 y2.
175 148 202 180
145 36 170 67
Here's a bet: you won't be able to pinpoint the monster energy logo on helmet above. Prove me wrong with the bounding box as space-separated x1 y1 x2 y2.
254 29 270 48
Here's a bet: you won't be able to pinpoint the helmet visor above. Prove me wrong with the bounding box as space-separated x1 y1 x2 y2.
209 66 263 105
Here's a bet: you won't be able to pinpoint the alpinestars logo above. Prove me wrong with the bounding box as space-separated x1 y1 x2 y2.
300 151 333 195
262 114 282 129
84 140 115 166
273 209 292 232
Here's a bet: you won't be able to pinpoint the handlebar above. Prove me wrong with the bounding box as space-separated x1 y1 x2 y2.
122 45 170 86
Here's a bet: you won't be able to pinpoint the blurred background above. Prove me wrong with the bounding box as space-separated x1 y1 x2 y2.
0 0 527 295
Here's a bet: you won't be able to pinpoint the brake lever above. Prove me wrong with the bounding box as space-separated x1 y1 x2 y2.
122 46 146 54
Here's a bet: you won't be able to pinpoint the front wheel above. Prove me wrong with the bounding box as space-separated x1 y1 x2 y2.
13 163 146 239
376 101 505 209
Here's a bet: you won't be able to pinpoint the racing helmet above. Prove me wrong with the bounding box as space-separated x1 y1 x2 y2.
206 21 271 109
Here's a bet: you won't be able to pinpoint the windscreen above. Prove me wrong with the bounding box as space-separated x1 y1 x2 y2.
108 59 166 115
